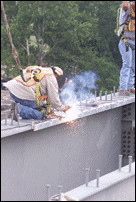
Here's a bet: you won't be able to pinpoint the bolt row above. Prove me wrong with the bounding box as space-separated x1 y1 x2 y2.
5 113 20 126
46 155 132 201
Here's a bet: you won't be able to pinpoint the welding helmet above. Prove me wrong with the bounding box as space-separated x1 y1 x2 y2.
51 66 66 88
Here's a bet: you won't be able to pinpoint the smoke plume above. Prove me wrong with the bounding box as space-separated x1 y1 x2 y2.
60 70 98 106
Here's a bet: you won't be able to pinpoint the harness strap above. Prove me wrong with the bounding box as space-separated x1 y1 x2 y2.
34 72 51 117
120 31 135 51
119 6 135 51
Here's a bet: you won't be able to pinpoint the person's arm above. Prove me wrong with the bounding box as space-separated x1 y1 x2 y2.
46 75 69 111
122 1 129 11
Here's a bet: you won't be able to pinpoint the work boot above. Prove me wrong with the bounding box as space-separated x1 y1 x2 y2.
129 88 135 94
119 90 130 96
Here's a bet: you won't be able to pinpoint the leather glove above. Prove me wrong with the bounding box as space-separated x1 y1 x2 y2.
64 105 71 112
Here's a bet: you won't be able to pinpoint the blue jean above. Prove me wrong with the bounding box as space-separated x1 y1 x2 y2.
119 39 135 90
9 92 43 120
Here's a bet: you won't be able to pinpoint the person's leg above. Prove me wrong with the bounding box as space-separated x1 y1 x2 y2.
9 91 37 108
127 39 135 91
18 103 43 120
9 91 43 120
119 39 132 91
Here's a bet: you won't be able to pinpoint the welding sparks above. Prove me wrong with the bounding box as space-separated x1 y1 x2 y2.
65 105 81 122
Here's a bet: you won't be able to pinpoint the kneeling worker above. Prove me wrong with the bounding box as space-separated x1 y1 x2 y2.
4 65 70 121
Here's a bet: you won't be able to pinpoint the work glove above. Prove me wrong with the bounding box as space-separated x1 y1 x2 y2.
64 105 71 112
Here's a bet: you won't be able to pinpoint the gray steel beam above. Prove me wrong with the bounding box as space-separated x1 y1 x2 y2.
1 92 135 201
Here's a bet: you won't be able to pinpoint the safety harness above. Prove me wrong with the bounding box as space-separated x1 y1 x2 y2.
118 2 135 51
35 71 52 118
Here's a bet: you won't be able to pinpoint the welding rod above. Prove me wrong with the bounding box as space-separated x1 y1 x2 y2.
96 169 100 187
128 156 132 172
85 168 90 187
118 155 122 171
46 184 50 201
5 113 7 125
58 185 62 201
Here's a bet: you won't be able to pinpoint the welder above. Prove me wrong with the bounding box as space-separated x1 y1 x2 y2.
3 66 70 121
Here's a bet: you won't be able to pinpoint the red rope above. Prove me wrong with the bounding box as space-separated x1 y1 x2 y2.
1 1 22 70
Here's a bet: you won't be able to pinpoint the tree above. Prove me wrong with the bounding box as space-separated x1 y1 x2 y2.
1 1 121 92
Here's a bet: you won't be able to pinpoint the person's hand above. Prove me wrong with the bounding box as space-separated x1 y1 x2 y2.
40 94 48 101
64 105 71 112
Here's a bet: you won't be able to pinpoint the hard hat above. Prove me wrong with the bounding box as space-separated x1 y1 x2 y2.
53 66 63 75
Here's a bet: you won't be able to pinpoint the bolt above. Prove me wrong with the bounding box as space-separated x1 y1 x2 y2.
5 113 7 125
111 91 112 101
17 114 20 126
85 168 90 187
11 113 13 125
58 185 62 201
105 91 107 101
46 184 50 201
100 91 102 101
96 169 100 187
128 156 132 172
118 155 122 171
113 86 116 96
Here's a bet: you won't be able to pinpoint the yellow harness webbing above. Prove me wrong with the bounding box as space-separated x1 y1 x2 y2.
119 4 135 51
35 73 51 115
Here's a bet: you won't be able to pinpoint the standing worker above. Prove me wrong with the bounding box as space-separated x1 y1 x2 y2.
117 1 135 95
4 66 70 121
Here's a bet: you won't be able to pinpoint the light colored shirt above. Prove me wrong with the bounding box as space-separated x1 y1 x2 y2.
117 4 130 37
4 71 66 111
118 3 135 40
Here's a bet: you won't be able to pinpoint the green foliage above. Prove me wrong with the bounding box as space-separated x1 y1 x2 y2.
1 1 122 91
114 3 123 35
